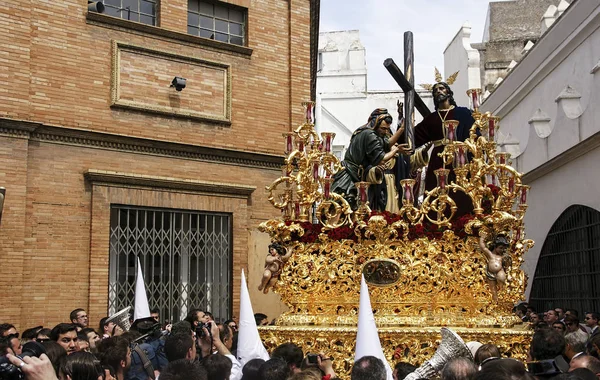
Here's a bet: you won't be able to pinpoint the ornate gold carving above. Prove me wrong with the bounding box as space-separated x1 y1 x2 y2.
258 103 533 362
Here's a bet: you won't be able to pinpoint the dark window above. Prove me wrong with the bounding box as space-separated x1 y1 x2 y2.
108 206 232 323
187 0 246 46
529 205 600 314
104 0 157 26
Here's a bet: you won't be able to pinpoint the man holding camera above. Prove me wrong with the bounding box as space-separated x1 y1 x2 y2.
197 321 242 380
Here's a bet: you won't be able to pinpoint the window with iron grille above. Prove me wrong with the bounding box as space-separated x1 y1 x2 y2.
108 205 232 323
187 0 246 46
529 205 600 315
104 0 157 26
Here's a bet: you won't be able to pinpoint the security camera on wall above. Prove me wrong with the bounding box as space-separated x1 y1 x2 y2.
87 1 105 13
171 77 187 92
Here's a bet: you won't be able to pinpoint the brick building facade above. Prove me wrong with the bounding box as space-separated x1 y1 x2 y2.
0 0 316 329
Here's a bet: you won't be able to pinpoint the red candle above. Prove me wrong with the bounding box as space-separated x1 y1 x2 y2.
324 181 331 199
520 187 528 205
438 173 446 190
298 140 304 153
294 202 300 218
457 146 465 167
404 183 413 203
325 135 331 152
359 184 367 203
508 178 515 193
448 122 456 141
306 102 314 123
489 118 495 140
313 162 319 180
515 228 521 241
491 174 496 185
471 90 479 109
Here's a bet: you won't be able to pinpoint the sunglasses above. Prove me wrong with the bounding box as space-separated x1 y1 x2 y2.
6 333 19 340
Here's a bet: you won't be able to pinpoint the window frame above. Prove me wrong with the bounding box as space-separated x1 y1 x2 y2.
103 0 159 26
187 0 248 47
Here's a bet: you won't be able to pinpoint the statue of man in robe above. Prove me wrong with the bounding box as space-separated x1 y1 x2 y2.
330 108 411 211
413 82 475 216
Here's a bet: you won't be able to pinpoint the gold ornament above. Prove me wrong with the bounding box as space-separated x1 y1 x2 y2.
258 104 533 375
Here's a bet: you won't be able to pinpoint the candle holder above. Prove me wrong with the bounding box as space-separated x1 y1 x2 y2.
400 179 415 206
321 132 335 153
354 181 371 220
283 132 294 155
443 120 459 143
467 88 482 112
302 101 315 124
452 143 468 169
496 152 511 166
488 116 499 142
434 168 450 193
519 185 530 207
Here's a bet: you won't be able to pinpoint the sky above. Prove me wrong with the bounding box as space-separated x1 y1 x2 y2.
319 0 494 91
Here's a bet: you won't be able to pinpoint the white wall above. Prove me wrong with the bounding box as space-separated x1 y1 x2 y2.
444 22 481 107
480 0 600 298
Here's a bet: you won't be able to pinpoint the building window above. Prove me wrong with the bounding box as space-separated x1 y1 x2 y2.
104 0 157 26
108 206 232 323
187 0 246 46
529 205 600 314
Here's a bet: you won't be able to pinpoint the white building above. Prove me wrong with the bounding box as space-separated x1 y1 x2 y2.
316 30 433 157
481 0 600 312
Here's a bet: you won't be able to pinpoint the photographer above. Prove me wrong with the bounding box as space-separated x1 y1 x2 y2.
197 321 241 380
5 353 58 380
298 353 337 380
125 317 168 380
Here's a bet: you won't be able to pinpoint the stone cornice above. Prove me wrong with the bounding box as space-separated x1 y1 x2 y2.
85 169 256 198
0 119 284 170
522 130 600 184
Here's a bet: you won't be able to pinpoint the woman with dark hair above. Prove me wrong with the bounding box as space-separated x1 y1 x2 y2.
241 358 265 380
59 351 103 380
43 341 68 376
474 344 501 366
476 358 534 380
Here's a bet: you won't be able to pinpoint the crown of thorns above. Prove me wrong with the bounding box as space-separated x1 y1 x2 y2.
419 67 459 91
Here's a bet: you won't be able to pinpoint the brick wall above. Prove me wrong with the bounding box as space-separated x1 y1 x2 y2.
0 0 313 329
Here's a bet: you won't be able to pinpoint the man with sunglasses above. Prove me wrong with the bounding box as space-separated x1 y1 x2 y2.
585 312 600 336
70 308 89 329
0 323 18 338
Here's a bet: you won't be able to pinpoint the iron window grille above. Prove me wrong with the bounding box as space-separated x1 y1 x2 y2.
108 205 232 323
529 205 600 315
104 0 157 26
187 0 246 46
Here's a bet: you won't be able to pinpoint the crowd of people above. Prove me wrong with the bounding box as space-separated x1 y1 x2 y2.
1 304 599 380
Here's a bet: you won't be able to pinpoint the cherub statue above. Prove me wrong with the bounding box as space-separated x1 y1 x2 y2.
478 233 510 302
258 242 293 294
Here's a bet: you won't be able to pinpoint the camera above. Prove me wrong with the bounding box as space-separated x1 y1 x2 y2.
0 341 46 380
306 353 319 365
196 322 212 339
